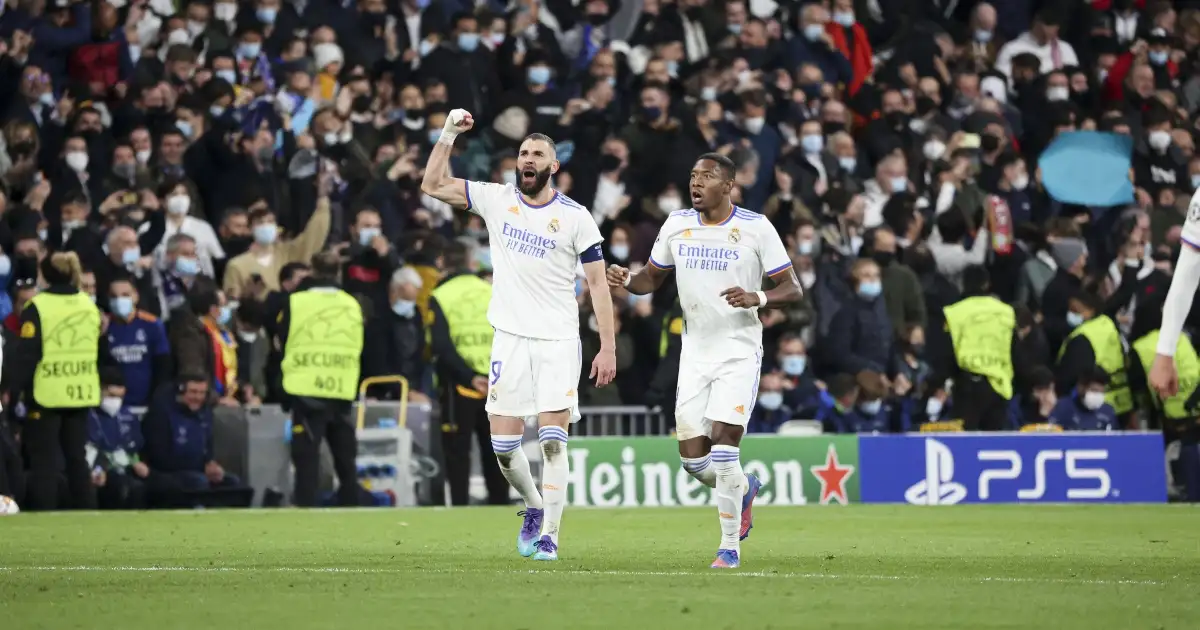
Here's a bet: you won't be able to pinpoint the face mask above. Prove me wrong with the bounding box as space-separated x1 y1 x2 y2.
1066 311 1084 328
701 86 718 101
833 11 855 26
974 29 992 43
980 134 1001 153
1192 174 1200 190
666 60 679 77
1148 130 1172 152
744 117 765 135
908 118 927 135
39 91 56 107
110 296 135 319
187 20 207 36
857 280 882 299
1149 50 1168 66
527 66 552 85
758 392 783 410
210 105 226 118
100 396 123 417
502 170 518 186
122 247 140 265
66 151 89 172
797 239 814 255
490 32 505 47
136 149 151 164
1046 86 1069 102
800 271 816 288
923 140 946 161
643 105 663 121
728 23 743 36
358 227 381 246
113 162 136 180
890 176 908 193
1082 390 1106 411
38 228 49 241
925 397 943 417
167 195 191 215
218 305 233 326
658 195 681 213
475 246 492 269
427 129 441 145
1011 174 1029 190
391 299 416 318
65 219 86 231
256 7 278 24
1098 68 1109 83
610 243 629 261
859 399 882 415
254 223 278 244
166 29 190 47
457 33 480 52
872 251 894 268
801 134 823 154
418 39 436 57
216 69 237 85
238 42 261 59
239 331 258 344
839 156 856 172
215 2 238 21
781 354 807 376
177 119 194 138
804 24 824 41
0 254 9 277
175 257 199 276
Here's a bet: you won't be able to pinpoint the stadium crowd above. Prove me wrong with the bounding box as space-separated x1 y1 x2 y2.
0 0 1198 508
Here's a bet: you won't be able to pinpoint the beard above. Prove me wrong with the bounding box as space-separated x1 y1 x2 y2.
516 165 553 196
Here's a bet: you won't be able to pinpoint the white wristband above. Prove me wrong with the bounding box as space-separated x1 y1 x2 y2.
623 275 632 288
437 130 458 146
755 291 768 306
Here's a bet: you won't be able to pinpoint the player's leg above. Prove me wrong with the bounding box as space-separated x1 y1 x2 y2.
527 338 583 561
485 331 544 556
705 353 764 569
676 359 717 488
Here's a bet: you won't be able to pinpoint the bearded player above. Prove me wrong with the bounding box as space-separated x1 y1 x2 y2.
421 110 618 562
1149 191 1200 400
607 153 802 569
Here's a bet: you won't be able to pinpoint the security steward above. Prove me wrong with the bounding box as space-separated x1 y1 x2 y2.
1056 288 1133 423
278 251 364 507
428 241 507 506
4 252 109 510
1130 304 1200 501
930 265 1028 431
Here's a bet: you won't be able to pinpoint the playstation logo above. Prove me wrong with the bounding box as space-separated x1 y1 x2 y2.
904 439 968 505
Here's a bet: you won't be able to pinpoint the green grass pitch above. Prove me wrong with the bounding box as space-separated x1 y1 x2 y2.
1 505 1197 629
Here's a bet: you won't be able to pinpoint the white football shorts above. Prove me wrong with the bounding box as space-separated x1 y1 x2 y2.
485 329 582 422
675 347 763 441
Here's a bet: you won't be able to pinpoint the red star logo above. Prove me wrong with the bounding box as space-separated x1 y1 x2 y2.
810 444 854 505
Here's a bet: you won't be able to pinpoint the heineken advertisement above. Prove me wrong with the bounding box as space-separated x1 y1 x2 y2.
565 435 858 507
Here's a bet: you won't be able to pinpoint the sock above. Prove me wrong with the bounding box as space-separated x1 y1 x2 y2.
491 435 543 510
680 455 716 488
711 445 745 552
538 425 569 545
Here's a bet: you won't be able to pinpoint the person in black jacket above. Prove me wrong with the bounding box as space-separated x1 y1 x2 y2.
827 258 893 376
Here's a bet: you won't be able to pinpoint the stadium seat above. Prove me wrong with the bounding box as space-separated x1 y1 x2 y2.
776 420 823 436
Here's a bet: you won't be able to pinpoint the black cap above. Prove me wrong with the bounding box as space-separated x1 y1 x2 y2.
1148 27 1172 46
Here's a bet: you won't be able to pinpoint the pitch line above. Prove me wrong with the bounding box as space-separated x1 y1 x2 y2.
0 566 1173 587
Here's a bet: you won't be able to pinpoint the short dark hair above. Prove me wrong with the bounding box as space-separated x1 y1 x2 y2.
100 367 125 389
962 265 990 295
827 373 859 399
1070 288 1103 314
1029 365 1055 389
444 240 471 270
179 372 209 387
1079 365 1110 387
236 298 266 328
248 207 274 225
522 133 557 153
187 277 221 316
310 250 341 279
279 262 309 286
696 152 736 181
62 189 89 207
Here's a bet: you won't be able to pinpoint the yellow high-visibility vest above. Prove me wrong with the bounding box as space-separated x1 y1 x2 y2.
1059 315 1132 414
31 292 101 408
431 274 493 376
281 289 364 400
1132 330 1199 419
943 296 1015 400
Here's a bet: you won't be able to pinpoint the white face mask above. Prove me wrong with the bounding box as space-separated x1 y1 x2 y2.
66 151 89 172
1011 174 1029 190
1148 130 1172 152
167 195 191 215
1046 86 1070 102
501 171 518 186
800 270 816 288
925 397 943 417
658 196 681 213
99 396 123 417
744 117 765 135
923 140 946 161
135 149 151 164
1082 390 1106 410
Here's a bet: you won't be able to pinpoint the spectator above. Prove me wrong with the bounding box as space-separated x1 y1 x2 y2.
1048 366 1119 431
222 194 331 300
233 299 268 405
1055 288 1133 420
86 369 148 510
774 334 821 417
159 178 224 278
827 258 892 375
869 226 926 337
1022 365 1058 426
141 373 252 508
815 373 860 433
106 273 171 408
376 266 427 401
838 370 891 433
748 372 791 434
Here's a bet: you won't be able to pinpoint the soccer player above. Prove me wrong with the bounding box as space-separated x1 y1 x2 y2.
1150 192 1200 399
606 153 802 569
420 109 617 562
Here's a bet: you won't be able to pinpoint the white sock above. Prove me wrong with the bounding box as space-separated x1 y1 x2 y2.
491 435 543 510
711 445 745 552
538 425 569 545
681 455 716 488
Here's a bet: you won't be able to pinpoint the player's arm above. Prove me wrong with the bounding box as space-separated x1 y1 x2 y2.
723 222 803 309
419 109 474 209
608 222 674 294
1157 240 1200 357
622 263 671 295
757 266 804 308
583 244 618 387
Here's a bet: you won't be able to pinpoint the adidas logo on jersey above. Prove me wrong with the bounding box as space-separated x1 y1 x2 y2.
734 405 745 414
507 206 520 215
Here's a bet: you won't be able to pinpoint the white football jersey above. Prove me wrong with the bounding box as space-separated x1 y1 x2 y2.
468 181 602 340
1183 188 1200 249
649 205 793 362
